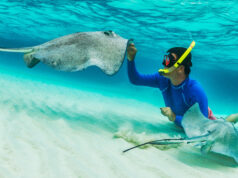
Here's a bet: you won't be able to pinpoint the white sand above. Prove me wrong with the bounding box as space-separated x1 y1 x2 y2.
0 72 237 178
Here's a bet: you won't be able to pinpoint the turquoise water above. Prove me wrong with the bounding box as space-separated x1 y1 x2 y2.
0 0 238 177
0 0 237 113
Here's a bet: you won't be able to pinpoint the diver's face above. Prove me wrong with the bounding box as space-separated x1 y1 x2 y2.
162 53 177 68
162 68 177 78
162 53 177 78
168 53 177 65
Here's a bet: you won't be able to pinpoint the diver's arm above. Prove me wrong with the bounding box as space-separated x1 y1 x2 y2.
194 85 209 118
160 107 183 127
174 115 183 127
127 60 161 87
127 43 162 88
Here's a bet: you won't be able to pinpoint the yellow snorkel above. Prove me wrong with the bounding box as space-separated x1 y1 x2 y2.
159 41 195 74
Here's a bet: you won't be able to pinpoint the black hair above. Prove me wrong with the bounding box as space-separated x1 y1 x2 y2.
167 47 192 75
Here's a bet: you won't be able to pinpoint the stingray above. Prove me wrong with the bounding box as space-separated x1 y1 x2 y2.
0 31 130 75
123 103 238 163
182 103 238 163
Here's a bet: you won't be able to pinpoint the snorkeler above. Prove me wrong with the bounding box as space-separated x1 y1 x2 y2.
126 42 238 127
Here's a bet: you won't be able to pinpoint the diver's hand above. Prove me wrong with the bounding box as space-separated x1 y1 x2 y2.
160 107 176 122
127 43 137 61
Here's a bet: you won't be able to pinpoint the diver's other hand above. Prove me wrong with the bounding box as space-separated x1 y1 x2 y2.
160 107 176 122
127 43 137 61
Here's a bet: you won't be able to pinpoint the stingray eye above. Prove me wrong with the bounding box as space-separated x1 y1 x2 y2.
104 31 110 36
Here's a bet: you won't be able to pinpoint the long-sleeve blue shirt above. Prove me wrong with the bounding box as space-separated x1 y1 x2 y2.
127 60 209 127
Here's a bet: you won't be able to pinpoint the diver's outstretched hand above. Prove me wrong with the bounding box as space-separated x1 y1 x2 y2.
127 43 137 61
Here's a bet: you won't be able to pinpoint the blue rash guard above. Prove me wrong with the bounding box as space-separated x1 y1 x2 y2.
128 60 209 127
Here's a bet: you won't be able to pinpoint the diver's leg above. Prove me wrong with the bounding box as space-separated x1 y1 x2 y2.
226 114 238 123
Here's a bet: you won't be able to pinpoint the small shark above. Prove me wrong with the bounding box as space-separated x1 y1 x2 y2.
123 103 238 163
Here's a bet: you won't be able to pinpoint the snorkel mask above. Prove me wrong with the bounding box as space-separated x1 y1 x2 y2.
158 41 195 74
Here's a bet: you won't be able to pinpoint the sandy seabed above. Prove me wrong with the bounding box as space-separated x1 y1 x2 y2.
0 72 237 178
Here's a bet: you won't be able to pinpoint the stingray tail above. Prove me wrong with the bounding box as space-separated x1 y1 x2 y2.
123 137 186 153
0 47 40 68
123 133 210 153
0 47 33 53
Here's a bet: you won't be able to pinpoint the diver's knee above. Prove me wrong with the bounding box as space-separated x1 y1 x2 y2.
226 114 238 123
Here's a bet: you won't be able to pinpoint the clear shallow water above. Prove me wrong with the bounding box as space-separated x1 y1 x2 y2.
0 0 237 112
0 0 238 177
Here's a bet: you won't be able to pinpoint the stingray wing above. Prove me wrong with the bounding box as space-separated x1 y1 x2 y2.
182 103 238 163
33 31 129 75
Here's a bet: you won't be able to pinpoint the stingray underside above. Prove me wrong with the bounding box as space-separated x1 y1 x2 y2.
182 103 238 163
24 31 129 75
0 31 129 75
23 51 41 68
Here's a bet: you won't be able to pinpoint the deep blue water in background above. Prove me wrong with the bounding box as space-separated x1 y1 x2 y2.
0 0 237 114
